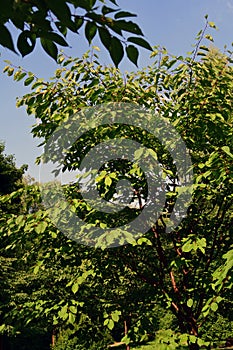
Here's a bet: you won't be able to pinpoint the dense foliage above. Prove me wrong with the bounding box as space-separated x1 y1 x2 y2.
0 23 233 350
0 0 152 65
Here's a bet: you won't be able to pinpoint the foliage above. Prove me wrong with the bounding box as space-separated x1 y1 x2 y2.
0 0 152 65
0 142 26 194
1 22 233 350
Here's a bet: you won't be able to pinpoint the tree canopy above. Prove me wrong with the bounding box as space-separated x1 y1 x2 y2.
0 23 233 350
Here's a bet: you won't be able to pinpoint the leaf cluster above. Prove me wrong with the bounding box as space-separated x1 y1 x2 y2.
0 0 152 65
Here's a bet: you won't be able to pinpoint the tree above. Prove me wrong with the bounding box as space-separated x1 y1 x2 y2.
1 23 233 349
0 0 152 66
0 144 29 350
0 143 26 195
0 142 27 212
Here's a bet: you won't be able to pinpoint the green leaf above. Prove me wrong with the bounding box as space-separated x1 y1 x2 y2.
30 10 52 31
14 72 27 81
114 11 137 19
15 215 25 225
128 36 152 51
109 36 124 67
0 24 16 52
109 0 117 5
40 38 58 61
58 305 68 320
134 147 144 160
7 67 14 76
72 283 79 294
111 311 120 322
182 240 193 253
187 299 193 308
40 32 68 46
221 146 233 158
85 21 97 44
211 302 218 312
46 0 71 23
121 335 131 345
75 0 96 10
75 17 84 31
68 312 76 324
102 6 118 15
115 20 143 35
189 335 197 344
0 0 13 18
24 76 34 86
17 31 36 57
35 221 48 234
126 45 139 66
33 265 40 274
105 176 112 187
107 319 114 330
98 27 111 49
0 324 6 333
137 238 152 246
69 305 77 314
55 21 68 36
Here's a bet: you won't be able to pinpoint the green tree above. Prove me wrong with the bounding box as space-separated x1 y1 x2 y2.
1 24 233 350
0 144 29 349
0 0 152 65
0 142 27 212
0 143 26 195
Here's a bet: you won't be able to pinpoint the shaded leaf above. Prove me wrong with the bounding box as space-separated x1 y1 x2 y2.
55 21 68 37
115 20 143 35
102 6 118 15
114 11 137 19
126 45 139 66
75 0 96 10
75 17 84 31
109 36 124 67
0 24 16 52
40 31 68 46
128 36 152 51
46 0 71 23
0 0 13 19
98 27 111 49
40 38 58 60
85 21 97 44
17 31 36 57
109 0 117 4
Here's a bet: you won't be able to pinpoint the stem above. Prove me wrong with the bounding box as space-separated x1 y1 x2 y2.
124 320 130 350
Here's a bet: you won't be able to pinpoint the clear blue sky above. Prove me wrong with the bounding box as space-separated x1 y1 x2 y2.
1 0 233 180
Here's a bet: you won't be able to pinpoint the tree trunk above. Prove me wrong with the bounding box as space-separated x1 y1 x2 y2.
51 329 56 348
124 320 130 350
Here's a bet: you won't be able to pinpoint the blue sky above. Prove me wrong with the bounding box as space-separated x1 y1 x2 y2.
1 0 233 180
